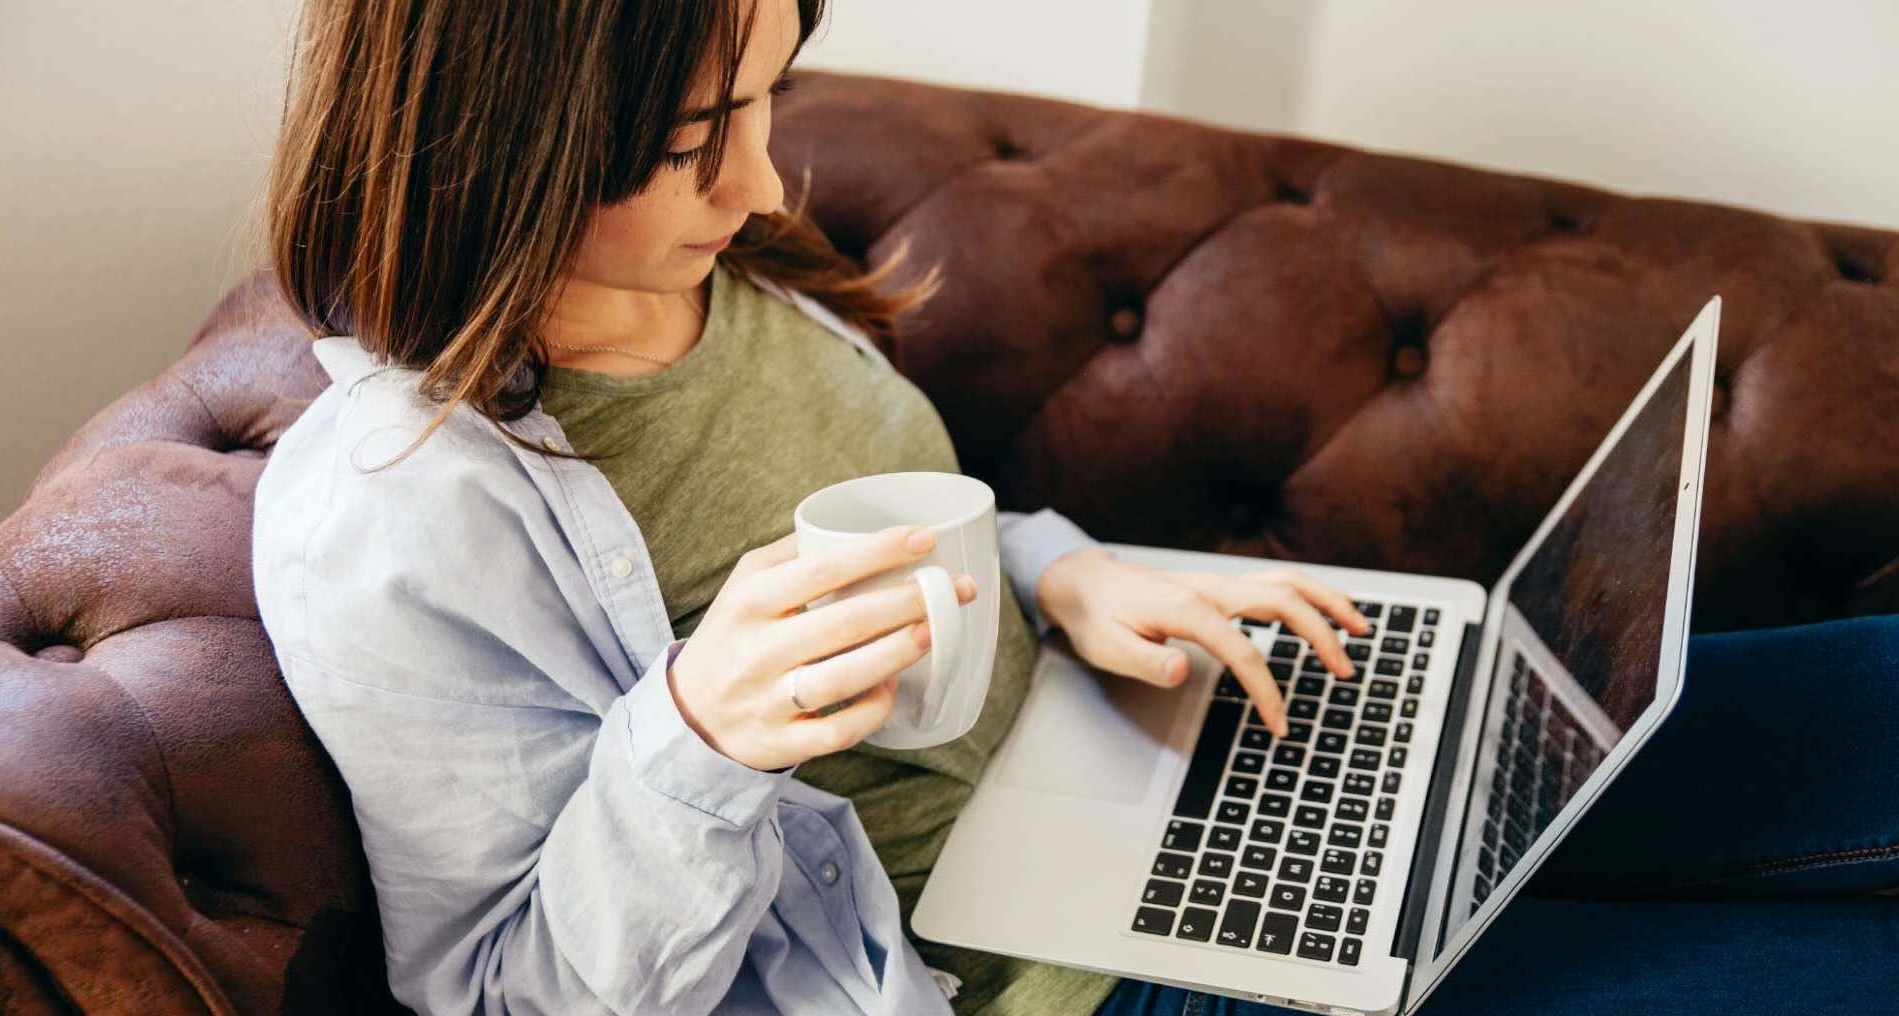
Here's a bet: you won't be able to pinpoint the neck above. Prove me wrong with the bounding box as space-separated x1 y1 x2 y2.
542 270 713 374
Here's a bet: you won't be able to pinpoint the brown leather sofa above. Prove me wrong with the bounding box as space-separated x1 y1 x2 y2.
2 70 1896 1014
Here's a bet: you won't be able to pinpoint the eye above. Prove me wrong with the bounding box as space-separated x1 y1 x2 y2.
664 148 704 171
770 74 795 96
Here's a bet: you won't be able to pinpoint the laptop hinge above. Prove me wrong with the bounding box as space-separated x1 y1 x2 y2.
1390 621 1485 973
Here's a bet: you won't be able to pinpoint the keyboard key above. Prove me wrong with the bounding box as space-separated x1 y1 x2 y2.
1173 699 1244 818
1242 845 1277 870
1345 642 1372 661
1423 608 1440 625
1317 732 1349 754
1270 884 1307 911
1354 878 1378 905
1322 708 1355 730
1198 853 1234 878
1375 796 1396 821
1343 773 1377 796
1328 686 1360 707
1279 857 1314 882
1313 875 1349 903
1395 722 1414 744
1322 848 1356 875
1340 937 1363 966
1241 727 1273 751
1407 675 1426 695
1413 653 1430 670
1307 903 1343 932
1215 672 1247 700
1401 697 1419 718
1300 781 1335 804
1233 751 1265 775
1210 826 1243 852
1260 794 1292 818
1225 775 1259 799
1375 656 1405 677
1143 879 1184 906
1272 744 1306 767
1380 636 1410 654
1284 721 1313 744
1233 871 1269 898
1387 606 1416 633
1133 906 1175 936
1218 900 1262 948
1295 675 1327 696
1250 818 1285 843
1217 800 1250 824
1177 906 1218 942
1362 851 1384 876
1347 907 1369 935
1298 931 1337 962
1257 912 1297 954
1310 756 1341 779
1271 639 1300 659
1369 824 1390 849
1289 698 1320 720
1389 747 1410 768
1369 679 1399 700
1163 821 1204 852
1350 748 1382 770
1287 830 1322 855
1269 660 1294 682
1329 824 1364 849
1191 880 1225 907
1294 806 1328 829
1419 629 1436 648
1153 853 1193 879
1336 797 1369 822
1362 702 1393 723
1300 655 1329 673
1355 725 1388 747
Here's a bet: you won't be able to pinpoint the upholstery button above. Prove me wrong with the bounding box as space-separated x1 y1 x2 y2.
819 861 841 885
608 556 634 578
542 437 565 452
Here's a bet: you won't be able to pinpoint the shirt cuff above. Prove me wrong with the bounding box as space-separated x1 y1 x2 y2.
620 636 792 826
997 507 1103 638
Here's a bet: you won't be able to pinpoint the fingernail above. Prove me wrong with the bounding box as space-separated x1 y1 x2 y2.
906 528 935 553
914 622 932 648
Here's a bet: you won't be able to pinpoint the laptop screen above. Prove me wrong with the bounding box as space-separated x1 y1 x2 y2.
1435 345 1693 951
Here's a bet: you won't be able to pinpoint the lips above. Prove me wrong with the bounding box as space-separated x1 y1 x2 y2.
685 231 737 252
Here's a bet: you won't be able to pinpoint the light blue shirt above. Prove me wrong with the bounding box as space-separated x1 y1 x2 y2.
250 290 1098 1015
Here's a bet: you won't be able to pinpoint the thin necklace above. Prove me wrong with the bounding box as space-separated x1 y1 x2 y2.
544 284 707 366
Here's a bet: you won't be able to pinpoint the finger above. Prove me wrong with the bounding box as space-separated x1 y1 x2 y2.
782 620 932 718
1163 601 1288 737
746 525 937 616
1260 570 1371 636
1266 591 1356 680
1076 622 1195 689
788 672 901 759
771 572 974 669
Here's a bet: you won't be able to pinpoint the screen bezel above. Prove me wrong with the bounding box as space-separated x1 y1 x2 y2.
1402 296 1721 1014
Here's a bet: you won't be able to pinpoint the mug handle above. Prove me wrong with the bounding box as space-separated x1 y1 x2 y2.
910 564 964 730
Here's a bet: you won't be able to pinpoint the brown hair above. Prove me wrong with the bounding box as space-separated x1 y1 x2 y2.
267 0 937 464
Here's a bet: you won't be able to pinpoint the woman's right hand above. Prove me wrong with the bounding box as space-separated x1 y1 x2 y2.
667 525 978 772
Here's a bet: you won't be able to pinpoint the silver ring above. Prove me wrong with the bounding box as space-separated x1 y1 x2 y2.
788 666 814 713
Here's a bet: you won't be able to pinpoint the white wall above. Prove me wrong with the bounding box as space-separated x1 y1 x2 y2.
1 0 300 514
800 0 1157 108
1145 0 1899 230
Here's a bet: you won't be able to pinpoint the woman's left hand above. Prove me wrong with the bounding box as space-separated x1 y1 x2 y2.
1035 549 1373 737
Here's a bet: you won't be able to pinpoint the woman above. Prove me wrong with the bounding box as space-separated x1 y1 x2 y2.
252 1 1363 1013
252 2 1899 1015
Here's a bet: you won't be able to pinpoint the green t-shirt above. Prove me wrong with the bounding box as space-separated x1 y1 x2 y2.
538 258 1119 1016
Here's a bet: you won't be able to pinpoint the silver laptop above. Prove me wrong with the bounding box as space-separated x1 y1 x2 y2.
914 297 1721 1014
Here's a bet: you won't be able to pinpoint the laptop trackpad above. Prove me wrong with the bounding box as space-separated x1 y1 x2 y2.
992 648 1192 805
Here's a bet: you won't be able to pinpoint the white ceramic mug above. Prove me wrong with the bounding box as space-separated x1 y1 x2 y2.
792 471 1001 749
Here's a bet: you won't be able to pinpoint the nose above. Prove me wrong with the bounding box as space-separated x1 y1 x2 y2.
711 109 785 217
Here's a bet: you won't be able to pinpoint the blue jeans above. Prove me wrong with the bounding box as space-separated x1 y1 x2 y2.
1095 614 1899 1016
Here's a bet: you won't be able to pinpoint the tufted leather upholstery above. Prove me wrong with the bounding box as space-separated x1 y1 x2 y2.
2 70 1896 1013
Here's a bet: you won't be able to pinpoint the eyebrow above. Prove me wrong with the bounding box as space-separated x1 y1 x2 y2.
675 52 798 126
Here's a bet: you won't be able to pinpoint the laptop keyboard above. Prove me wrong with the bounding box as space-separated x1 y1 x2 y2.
1130 600 1440 966
1469 650 1602 906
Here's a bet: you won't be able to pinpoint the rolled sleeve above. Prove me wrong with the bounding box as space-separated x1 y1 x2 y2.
997 507 1102 638
621 636 793 826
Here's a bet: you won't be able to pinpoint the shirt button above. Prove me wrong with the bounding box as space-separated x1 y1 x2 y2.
607 556 634 578
819 862 841 886
541 437 565 452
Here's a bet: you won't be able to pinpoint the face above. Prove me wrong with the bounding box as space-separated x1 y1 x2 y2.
566 0 798 294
